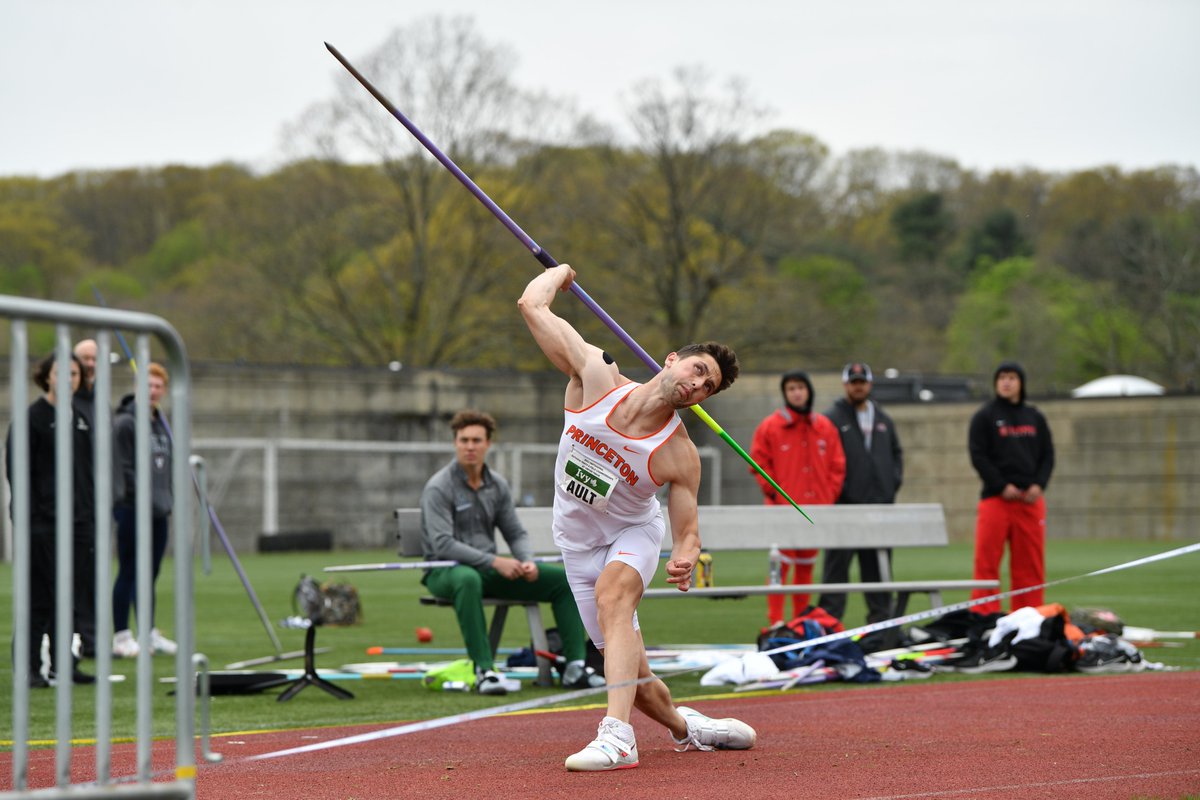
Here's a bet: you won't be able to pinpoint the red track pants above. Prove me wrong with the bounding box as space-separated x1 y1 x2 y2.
767 548 818 624
970 496 1046 615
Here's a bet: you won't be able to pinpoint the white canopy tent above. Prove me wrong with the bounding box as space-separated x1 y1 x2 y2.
1071 374 1166 398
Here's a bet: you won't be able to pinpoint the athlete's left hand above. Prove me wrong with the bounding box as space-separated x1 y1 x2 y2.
518 561 540 582
665 558 694 592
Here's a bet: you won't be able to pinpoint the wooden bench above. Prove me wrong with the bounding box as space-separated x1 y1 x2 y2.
395 510 554 686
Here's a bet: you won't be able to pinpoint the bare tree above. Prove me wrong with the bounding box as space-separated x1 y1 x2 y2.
597 67 827 352
268 16 581 367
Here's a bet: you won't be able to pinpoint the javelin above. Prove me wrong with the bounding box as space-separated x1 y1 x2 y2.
324 42 812 524
324 555 563 573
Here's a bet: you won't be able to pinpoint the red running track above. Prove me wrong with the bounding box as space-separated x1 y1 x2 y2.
6 672 1199 799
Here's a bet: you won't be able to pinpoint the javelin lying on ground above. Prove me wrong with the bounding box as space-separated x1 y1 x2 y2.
324 555 563 573
324 42 811 525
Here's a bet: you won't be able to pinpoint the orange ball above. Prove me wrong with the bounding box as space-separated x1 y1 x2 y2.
415 626 433 643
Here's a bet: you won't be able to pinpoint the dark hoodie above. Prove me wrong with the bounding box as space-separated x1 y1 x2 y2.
780 369 814 415
112 394 174 516
967 361 1055 499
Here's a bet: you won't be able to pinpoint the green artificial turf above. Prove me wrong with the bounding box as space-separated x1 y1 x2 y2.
1 539 1196 748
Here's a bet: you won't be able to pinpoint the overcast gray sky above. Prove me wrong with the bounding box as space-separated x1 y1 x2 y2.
3 0 1197 178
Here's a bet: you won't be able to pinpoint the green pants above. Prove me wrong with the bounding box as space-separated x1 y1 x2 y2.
423 563 586 671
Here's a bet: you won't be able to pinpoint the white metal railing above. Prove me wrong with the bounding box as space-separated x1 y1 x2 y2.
189 438 723 537
2 296 203 798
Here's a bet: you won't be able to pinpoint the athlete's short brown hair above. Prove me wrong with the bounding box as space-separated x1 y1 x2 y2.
449 409 497 440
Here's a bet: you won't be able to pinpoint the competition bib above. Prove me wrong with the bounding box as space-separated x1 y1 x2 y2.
560 446 618 512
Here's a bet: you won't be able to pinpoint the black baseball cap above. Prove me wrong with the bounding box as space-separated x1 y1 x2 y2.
842 362 873 383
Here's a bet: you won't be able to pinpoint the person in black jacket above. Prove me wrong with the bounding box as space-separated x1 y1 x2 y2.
968 361 1054 614
5 353 96 687
818 362 904 624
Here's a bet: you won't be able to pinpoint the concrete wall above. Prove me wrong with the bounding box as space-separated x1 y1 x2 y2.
3 361 1198 553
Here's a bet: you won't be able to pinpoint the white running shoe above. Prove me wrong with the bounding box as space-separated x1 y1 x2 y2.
673 706 757 752
475 669 508 696
565 717 639 771
151 629 178 656
113 630 140 659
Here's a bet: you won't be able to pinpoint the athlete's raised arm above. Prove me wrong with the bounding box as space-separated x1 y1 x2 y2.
518 265 621 404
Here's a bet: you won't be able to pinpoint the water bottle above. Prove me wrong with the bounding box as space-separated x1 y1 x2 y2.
441 681 471 692
768 544 783 586
696 551 713 588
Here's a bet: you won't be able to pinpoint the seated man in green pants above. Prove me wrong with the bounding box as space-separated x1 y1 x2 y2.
420 409 600 695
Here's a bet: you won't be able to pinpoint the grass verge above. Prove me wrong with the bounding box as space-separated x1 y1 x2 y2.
1 538 1195 747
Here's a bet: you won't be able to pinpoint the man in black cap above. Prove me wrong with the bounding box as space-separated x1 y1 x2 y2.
967 361 1054 615
819 362 904 624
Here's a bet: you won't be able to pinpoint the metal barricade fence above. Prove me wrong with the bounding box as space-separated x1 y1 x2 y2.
2 296 205 798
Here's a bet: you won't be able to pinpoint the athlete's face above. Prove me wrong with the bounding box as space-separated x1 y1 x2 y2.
454 424 491 469
662 353 721 408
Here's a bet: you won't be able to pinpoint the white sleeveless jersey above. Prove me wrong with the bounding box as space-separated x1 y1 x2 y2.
551 381 683 551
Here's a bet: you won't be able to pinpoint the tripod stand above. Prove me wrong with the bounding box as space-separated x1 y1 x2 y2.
277 623 354 702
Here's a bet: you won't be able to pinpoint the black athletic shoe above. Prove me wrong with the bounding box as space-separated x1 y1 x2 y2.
30 675 51 689
48 668 97 685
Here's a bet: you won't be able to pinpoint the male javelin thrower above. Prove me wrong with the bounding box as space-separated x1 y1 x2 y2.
518 263 757 771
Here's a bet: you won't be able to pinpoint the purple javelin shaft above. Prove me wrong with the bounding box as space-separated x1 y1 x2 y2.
323 42 663 374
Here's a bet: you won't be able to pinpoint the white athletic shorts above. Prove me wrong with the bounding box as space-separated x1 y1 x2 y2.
559 518 665 650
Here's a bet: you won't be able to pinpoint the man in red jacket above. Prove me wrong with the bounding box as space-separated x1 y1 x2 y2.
750 369 846 624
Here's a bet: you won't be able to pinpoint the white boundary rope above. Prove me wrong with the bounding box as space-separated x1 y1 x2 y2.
242 540 1199 763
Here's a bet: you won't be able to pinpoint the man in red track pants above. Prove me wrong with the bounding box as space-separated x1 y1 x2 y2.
968 361 1055 615
750 369 845 624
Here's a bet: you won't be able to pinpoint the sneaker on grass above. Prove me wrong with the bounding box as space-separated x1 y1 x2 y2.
113 630 140 659
565 717 638 771
151 629 178 656
673 706 757 752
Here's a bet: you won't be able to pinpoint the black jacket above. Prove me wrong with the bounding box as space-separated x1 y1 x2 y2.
6 396 95 526
825 397 903 504
968 397 1054 499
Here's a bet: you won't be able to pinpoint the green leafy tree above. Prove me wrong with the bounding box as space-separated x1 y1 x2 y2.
943 257 1151 390
891 191 954 265
957 208 1033 273
726 253 873 368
